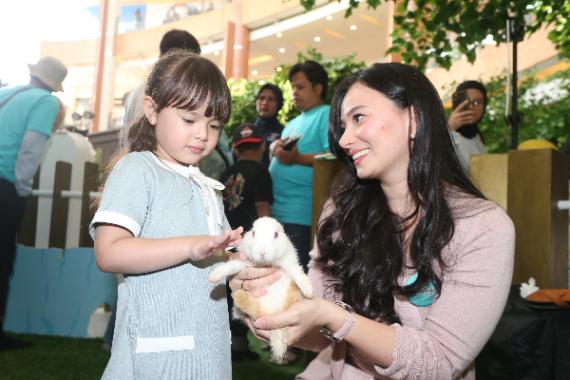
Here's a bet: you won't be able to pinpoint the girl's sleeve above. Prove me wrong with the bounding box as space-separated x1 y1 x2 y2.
89 153 152 239
372 205 515 379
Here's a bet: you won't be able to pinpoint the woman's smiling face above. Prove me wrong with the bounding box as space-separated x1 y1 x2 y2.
338 82 414 183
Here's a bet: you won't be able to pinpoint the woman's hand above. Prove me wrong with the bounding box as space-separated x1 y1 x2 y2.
252 298 327 344
448 100 476 131
228 262 281 297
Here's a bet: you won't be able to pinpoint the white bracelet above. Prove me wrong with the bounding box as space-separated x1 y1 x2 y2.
319 301 356 343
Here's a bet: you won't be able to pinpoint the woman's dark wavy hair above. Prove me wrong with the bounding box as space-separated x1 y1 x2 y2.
317 63 484 324
128 50 231 152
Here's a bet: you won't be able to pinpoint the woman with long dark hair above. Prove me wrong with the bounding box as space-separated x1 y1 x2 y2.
230 63 514 379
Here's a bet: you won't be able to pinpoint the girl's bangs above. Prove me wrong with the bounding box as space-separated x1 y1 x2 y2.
162 61 231 123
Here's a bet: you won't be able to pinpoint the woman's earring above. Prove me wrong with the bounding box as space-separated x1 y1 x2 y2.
410 134 416 141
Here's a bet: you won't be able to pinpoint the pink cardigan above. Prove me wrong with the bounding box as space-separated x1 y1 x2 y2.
296 197 515 380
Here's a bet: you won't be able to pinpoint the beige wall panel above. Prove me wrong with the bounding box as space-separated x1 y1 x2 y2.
428 27 559 96
242 0 308 26
312 159 343 243
115 7 231 60
470 154 509 210
41 40 98 65
41 6 231 64
549 151 569 288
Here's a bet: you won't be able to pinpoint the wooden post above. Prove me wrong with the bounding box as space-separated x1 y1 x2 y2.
471 149 569 288
18 171 41 246
79 162 100 247
311 158 344 244
49 161 72 249
223 21 236 79
507 149 568 288
470 154 509 210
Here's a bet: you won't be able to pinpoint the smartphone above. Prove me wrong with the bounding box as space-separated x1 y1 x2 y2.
283 136 300 151
452 89 469 109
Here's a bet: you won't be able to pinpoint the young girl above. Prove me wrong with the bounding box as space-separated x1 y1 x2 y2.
90 51 242 380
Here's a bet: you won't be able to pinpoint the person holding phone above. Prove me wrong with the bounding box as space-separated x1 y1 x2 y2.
269 61 330 273
447 81 487 172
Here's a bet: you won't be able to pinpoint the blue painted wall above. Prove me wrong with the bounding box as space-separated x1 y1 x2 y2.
5 245 117 337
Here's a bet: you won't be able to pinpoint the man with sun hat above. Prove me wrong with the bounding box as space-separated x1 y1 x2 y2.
0 56 67 350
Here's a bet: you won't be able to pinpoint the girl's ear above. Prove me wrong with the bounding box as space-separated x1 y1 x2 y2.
142 96 158 125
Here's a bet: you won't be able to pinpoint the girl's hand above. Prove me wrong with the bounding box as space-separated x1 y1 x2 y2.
191 227 243 261
228 263 281 297
252 299 325 344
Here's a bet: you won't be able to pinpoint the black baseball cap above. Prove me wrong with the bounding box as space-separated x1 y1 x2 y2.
233 123 263 147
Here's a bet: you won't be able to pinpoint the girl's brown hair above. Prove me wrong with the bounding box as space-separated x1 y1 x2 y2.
128 50 231 152
93 51 231 209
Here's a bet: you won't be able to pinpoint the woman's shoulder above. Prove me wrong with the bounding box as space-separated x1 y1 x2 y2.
448 193 514 240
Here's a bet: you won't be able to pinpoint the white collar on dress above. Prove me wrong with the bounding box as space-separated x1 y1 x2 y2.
151 153 224 191
150 152 225 235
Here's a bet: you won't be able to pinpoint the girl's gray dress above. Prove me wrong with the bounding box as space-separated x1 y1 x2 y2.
90 151 231 380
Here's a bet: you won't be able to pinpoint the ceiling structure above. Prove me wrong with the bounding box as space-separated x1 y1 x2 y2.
114 1 392 88
242 2 391 80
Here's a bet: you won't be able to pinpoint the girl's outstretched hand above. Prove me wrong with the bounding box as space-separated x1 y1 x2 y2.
191 227 243 261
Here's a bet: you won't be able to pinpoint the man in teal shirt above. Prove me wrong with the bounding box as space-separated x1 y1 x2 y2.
269 61 330 271
0 56 67 350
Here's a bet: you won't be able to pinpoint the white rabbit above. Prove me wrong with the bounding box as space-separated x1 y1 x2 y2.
208 216 313 362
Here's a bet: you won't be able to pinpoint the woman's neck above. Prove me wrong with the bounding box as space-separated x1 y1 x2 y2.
381 178 414 218
381 179 418 257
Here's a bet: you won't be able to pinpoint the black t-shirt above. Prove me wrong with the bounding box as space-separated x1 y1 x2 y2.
221 160 273 231
255 117 283 168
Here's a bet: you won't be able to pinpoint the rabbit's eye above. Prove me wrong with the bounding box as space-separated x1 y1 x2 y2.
252 231 255 238
274 232 278 239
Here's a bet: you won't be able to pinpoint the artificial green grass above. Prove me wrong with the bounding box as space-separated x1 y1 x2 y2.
0 333 109 380
233 332 314 380
0 332 313 379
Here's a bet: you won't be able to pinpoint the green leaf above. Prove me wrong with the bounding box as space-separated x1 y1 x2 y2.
298 0 570 71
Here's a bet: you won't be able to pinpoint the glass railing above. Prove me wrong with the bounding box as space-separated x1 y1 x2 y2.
117 0 231 34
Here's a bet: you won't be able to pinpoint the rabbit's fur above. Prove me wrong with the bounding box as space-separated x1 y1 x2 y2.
208 217 313 362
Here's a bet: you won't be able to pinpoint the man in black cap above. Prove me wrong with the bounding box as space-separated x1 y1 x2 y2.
221 123 273 361
222 123 273 233
0 56 68 350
